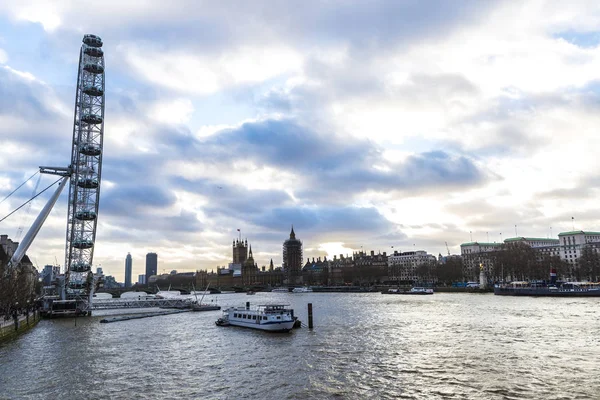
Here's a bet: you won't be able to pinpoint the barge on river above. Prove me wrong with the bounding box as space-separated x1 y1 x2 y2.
494 281 600 297
216 303 297 332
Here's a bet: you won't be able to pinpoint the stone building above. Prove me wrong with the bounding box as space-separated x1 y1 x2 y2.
283 227 303 285
352 250 388 285
460 242 502 280
558 231 600 270
302 256 329 285
328 254 354 285
233 239 249 264
242 246 259 286
387 250 437 283
195 236 284 289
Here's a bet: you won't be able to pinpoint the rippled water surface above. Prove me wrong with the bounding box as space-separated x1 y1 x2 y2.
1 293 599 399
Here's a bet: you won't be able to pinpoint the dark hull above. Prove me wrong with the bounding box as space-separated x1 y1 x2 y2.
494 287 600 297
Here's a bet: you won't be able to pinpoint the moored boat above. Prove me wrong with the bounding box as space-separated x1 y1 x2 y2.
271 287 289 293
494 281 600 297
291 286 313 293
384 287 434 295
190 301 221 311
215 303 297 332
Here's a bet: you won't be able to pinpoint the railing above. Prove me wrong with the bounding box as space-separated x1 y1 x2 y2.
91 298 191 310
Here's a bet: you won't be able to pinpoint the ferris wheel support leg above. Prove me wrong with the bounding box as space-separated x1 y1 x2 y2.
9 177 69 269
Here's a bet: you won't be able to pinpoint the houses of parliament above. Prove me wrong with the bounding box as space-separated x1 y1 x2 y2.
196 227 303 288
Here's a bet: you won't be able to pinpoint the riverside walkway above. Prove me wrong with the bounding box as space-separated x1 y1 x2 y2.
0 311 40 343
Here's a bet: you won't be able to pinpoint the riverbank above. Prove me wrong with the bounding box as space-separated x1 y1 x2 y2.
0 311 41 344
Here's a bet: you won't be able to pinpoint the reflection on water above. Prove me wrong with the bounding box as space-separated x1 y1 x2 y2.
1 293 599 399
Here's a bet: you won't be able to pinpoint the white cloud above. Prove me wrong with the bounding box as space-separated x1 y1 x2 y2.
196 124 232 139
13 2 62 31
318 242 354 259
118 43 303 94
149 98 194 124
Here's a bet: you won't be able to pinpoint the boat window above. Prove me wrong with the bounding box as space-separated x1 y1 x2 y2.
252 315 256 320
262 316 267 320
276 316 281 319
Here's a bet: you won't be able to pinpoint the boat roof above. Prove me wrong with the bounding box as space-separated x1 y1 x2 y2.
227 303 291 310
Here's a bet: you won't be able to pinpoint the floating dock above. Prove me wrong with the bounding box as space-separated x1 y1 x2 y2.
99 309 189 323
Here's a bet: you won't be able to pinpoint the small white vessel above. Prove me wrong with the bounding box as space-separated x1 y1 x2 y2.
216 303 296 332
92 292 113 299
271 287 289 293
385 287 433 295
409 287 434 294
155 290 182 299
292 286 313 293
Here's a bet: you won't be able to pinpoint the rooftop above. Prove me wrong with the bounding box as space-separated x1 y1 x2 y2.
460 242 502 247
558 231 600 236
503 237 559 243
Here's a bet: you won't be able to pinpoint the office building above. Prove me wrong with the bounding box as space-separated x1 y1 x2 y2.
145 252 157 284
124 253 132 288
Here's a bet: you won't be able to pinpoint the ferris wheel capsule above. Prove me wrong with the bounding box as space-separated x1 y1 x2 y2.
75 210 97 221
80 144 101 156
83 86 103 97
84 47 104 58
83 34 103 47
84 63 104 74
81 113 103 125
72 261 91 272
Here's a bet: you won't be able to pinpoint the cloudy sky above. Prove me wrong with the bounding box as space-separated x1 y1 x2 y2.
1 1 600 282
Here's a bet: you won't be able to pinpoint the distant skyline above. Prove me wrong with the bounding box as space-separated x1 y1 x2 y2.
1 1 600 282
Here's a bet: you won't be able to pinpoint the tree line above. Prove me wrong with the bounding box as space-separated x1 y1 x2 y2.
0 260 39 318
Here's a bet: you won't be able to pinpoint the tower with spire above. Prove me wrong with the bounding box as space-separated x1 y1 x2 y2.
283 225 303 285
242 244 258 285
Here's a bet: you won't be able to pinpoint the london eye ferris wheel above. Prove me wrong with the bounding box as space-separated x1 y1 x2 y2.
2 34 106 314
63 34 105 300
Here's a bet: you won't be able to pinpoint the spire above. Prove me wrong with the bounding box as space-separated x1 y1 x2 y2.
290 225 296 239
249 245 253 257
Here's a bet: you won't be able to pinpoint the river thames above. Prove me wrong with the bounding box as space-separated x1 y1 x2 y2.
1 292 599 399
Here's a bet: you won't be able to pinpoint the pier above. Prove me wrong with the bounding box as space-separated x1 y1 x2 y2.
99 309 189 323
90 298 192 310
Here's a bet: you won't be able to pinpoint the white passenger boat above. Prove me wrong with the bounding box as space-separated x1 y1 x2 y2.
292 286 313 293
409 287 434 294
215 303 296 332
271 287 289 293
385 287 434 295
